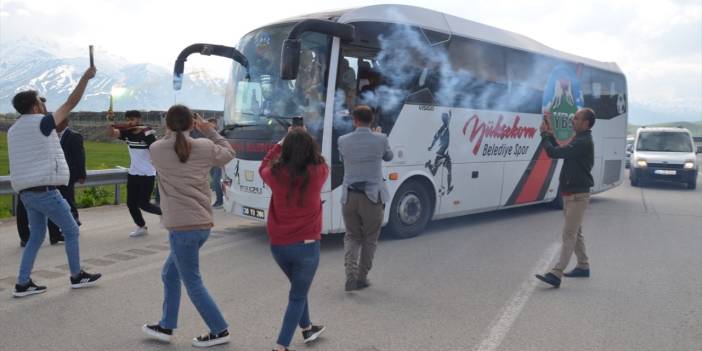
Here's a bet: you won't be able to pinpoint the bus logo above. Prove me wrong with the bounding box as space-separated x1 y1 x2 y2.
543 65 583 145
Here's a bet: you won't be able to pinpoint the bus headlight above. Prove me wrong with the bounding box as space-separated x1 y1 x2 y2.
636 159 648 168
683 161 695 169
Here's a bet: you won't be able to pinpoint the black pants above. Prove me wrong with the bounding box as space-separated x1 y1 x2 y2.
127 174 162 227
17 183 78 243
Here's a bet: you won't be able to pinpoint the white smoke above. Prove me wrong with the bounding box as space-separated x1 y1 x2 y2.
335 10 560 125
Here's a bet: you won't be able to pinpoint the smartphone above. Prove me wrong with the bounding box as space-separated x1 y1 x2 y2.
292 116 304 127
89 45 94 67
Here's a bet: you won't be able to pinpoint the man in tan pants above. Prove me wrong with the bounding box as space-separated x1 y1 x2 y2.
338 105 393 291
536 108 596 288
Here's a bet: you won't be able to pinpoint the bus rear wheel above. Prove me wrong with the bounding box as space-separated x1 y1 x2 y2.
386 180 433 239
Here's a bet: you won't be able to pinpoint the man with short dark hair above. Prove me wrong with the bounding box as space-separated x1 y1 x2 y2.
338 105 393 291
108 110 161 237
8 67 102 297
536 108 596 288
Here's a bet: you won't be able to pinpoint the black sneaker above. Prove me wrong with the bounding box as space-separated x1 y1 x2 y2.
50 235 65 245
192 329 230 348
302 325 325 343
357 278 371 290
12 279 47 298
142 323 173 342
535 273 561 288
345 279 357 292
563 267 590 278
70 270 102 288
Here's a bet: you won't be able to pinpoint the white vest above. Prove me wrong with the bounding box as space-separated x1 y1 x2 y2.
8 114 69 192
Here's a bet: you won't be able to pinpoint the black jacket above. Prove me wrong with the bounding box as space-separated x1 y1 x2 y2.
542 130 594 193
60 128 87 185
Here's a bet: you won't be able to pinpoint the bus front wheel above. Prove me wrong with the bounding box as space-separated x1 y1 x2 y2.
386 180 433 239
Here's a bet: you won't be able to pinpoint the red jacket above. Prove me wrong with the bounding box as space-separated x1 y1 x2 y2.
259 144 329 245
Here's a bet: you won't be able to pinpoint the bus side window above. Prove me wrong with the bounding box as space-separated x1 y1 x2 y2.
584 67 627 120
505 49 554 114
447 37 508 110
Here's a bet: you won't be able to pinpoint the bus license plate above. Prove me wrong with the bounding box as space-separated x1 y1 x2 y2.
654 170 676 176
242 206 265 219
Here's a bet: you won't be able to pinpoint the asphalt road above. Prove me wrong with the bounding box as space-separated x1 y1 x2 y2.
0 168 700 351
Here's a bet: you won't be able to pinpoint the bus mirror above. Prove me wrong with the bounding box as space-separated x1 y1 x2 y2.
281 39 301 80
173 43 250 90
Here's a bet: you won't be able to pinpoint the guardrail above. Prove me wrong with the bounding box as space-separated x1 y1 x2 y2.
0 168 129 216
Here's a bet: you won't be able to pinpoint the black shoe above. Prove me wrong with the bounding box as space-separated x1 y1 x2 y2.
192 329 230 348
142 324 173 342
12 279 47 298
50 235 65 245
20 241 27 248
357 278 371 290
563 267 590 278
345 279 358 292
70 270 102 288
302 325 325 343
535 273 561 288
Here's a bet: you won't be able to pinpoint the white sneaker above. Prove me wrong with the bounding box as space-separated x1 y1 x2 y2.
129 226 148 237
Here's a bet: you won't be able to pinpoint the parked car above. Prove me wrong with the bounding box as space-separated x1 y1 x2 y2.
629 127 699 189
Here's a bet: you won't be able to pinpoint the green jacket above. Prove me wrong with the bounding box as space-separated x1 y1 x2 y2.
542 130 594 193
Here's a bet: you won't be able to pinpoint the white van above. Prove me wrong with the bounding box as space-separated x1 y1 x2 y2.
629 127 699 189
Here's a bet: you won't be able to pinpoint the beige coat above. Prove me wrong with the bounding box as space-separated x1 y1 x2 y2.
150 128 235 230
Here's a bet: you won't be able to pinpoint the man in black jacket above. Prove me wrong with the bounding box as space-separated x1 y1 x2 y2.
17 119 86 246
535 108 596 288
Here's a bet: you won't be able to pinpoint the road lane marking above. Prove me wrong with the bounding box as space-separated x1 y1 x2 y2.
474 242 560 351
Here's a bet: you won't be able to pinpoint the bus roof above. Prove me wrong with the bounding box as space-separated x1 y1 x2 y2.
273 4 622 74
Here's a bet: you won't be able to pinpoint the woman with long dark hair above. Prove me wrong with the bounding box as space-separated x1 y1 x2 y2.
259 127 329 351
142 105 235 348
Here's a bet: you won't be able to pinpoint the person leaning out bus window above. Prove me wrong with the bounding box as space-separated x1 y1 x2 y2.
259 126 329 351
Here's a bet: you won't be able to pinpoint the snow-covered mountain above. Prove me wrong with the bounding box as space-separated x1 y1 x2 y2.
0 39 226 112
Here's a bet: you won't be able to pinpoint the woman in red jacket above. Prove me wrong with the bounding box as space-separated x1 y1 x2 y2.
259 127 329 351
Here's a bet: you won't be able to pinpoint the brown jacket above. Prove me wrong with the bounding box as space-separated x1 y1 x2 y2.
150 128 235 230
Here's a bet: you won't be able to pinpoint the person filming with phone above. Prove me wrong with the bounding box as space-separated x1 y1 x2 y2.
259 117 328 351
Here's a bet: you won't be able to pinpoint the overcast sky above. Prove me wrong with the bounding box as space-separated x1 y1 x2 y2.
1 0 701 115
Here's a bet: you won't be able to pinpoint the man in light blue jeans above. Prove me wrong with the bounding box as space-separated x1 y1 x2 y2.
18 190 81 283
8 67 102 298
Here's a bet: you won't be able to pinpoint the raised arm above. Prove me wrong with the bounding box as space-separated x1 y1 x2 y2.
54 67 96 126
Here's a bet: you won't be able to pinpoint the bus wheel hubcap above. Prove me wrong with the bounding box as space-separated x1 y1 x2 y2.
398 193 422 225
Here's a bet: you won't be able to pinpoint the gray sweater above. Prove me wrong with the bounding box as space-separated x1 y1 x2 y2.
338 127 393 204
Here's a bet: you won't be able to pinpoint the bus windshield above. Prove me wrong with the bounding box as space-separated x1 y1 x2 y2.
223 24 330 145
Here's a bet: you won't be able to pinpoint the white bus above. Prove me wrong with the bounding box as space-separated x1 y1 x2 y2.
173 4 628 238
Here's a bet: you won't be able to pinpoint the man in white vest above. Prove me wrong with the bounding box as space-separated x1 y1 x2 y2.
8 66 102 298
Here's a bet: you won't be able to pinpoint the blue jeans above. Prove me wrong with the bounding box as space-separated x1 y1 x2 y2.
270 241 320 347
159 229 228 334
18 190 81 284
210 167 223 204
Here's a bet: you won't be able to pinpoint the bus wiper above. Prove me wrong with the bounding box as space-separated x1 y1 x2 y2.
221 123 256 132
